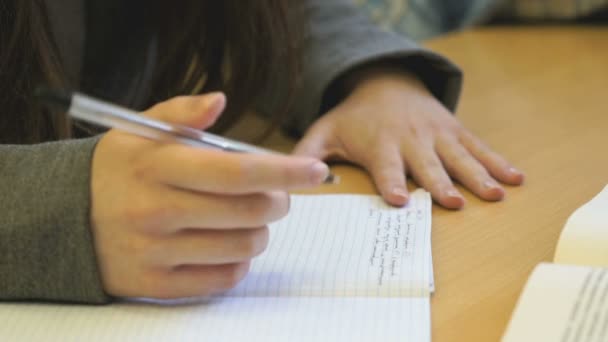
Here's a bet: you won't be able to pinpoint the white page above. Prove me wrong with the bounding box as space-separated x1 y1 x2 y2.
555 185 608 266
0 192 433 341
228 190 432 298
502 263 608 342
0 297 429 342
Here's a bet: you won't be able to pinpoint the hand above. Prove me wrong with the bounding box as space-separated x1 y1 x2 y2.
91 93 330 299
294 69 524 209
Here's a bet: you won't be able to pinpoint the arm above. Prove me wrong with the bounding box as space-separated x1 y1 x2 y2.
283 0 463 136
1 94 330 303
0 138 109 303
287 0 524 208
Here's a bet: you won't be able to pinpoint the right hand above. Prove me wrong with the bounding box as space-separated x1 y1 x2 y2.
90 93 330 299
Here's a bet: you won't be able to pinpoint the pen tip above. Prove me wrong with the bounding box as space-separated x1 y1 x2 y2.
323 173 341 185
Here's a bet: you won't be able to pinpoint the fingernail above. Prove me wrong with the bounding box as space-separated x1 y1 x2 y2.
205 92 226 112
509 167 522 175
483 180 500 189
446 189 463 199
392 187 409 202
310 162 330 185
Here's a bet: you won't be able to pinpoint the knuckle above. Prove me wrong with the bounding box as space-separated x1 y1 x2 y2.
378 163 403 180
256 227 271 255
124 234 156 260
142 271 178 299
406 124 425 140
461 131 492 155
382 157 402 170
483 148 504 166
266 191 290 222
239 191 289 224
147 98 182 120
277 163 296 188
446 118 464 132
146 96 188 121
121 197 178 231
376 168 400 186
237 196 264 223
131 157 156 181
237 159 256 187
459 129 477 144
448 148 470 165
236 227 270 259
121 200 151 224
473 142 492 157
145 102 164 117
421 157 442 171
223 158 255 189
181 96 200 112
219 262 250 290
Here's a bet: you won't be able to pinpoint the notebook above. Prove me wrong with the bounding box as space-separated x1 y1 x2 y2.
0 190 434 342
502 185 608 342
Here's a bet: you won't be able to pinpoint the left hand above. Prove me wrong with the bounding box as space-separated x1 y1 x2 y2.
294 69 524 209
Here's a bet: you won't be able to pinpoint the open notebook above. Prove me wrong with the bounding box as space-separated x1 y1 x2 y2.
503 185 608 342
0 190 434 342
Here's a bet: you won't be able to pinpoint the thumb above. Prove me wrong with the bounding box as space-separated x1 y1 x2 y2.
145 92 226 130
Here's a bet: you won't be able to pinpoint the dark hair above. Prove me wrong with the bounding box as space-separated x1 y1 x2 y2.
0 0 302 144
0 1 70 143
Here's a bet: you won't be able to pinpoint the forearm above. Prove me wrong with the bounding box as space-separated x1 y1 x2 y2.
0 137 110 303
277 0 463 136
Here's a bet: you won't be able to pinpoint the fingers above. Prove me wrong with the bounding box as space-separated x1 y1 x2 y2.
403 143 466 209
127 189 290 232
140 94 330 195
139 262 251 299
436 137 505 201
459 132 525 186
142 146 330 194
145 92 227 129
364 144 409 206
149 227 269 266
293 119 333 159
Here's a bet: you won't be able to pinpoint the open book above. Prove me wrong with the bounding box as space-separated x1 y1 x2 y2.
0 190 434 342
503 185 608 342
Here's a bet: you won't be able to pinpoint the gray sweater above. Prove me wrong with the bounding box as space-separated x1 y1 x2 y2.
0 0 462 303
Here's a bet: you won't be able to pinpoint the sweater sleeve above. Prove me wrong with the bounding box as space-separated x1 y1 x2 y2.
258 0 463 137
0 137 110 303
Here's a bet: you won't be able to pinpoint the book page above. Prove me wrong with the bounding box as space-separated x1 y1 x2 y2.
227 190 432 298
554 185 608 266
502 263 608 342
0 297 429 342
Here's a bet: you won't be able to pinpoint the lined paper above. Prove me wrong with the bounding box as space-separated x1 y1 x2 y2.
229 191 432 298
0 298 429 342
0 192 434 342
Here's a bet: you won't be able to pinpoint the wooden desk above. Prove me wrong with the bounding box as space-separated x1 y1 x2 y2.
232 26 608 341
422 26 608 342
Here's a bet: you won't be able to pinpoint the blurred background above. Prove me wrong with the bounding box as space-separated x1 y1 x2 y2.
354 0 608 40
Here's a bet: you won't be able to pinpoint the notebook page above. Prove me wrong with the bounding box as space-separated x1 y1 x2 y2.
502 263 608 342
0 297 430 342
554 185 608 266
227 190 432 298
0 192 433 342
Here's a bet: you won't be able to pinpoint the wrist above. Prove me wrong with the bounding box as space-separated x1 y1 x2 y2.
334 62 430 100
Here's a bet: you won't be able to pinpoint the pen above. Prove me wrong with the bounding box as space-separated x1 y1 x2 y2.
35 87 338 184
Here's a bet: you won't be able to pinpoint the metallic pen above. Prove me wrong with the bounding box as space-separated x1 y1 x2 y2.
35 87 338 184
